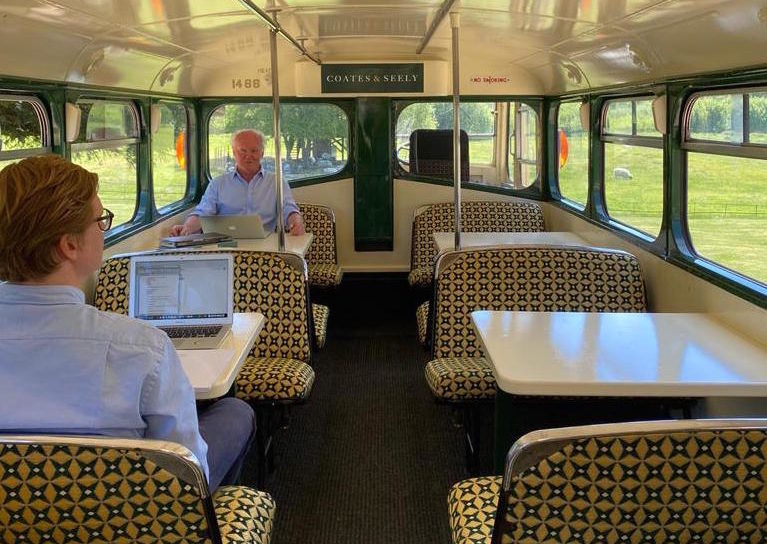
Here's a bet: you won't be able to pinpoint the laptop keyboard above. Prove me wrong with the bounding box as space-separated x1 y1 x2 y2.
161 325 223 339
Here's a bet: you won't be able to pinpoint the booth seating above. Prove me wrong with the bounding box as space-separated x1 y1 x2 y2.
423 246 647 471
447 419 767 544
409 200 545 346
94 251 316 487
298 202 343 290
0 435 275 544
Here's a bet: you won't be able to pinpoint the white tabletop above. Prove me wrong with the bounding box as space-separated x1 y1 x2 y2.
178 312 264 400
168 232 313 257
471 310 767 397
433 231 586 254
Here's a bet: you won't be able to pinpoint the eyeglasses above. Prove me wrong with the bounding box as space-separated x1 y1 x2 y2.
95 209 114 232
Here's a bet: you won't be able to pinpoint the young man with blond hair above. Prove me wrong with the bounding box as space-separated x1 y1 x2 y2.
0 155 254 491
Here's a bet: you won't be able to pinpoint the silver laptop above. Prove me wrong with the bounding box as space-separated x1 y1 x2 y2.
128 253 234 349
200 214 269 239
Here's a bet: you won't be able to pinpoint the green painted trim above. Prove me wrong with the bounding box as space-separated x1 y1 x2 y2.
354 97 392 250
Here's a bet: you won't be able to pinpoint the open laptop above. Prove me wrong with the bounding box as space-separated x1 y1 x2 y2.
200 214 269 239
129 253 234 349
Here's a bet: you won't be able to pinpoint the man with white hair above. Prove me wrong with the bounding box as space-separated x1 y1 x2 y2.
171 129 305 235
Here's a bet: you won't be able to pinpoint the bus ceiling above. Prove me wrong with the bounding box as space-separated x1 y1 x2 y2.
0 0 766 97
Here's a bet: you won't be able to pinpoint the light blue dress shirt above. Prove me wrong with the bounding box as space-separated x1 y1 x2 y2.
0 283 209 479
193 168 300 232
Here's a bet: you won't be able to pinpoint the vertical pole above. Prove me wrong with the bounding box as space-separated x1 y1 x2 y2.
270 11 285 251
450 12 461 250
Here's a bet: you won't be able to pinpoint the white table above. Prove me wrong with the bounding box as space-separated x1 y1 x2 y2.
471 310 767 397
433 231 587 254
178 313 264 400
166 233 313 257
471 310 767 470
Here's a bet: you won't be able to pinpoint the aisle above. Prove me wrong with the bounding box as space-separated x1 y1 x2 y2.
242 274 466 544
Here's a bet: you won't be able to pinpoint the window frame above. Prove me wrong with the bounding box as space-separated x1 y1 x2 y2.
0 94 51 161
599 94 665 242
151 99 193 213
202 99 354 187
678 86 767 295
69 97 142 231
553 98 589 211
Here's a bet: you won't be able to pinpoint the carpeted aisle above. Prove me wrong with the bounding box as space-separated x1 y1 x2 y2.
241 274 469 544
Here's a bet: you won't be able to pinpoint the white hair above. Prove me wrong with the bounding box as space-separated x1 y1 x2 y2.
230 129 265 148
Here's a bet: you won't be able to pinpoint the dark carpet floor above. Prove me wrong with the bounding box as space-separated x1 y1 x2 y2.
240 274 482 544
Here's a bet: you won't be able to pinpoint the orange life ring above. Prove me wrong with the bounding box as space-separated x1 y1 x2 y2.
558 129 569 168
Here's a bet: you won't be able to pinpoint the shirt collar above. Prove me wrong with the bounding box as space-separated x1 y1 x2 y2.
0 283 85 305
233 167 264 185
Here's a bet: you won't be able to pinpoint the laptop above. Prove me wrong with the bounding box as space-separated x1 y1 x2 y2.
129 253 234 349
160 232 231 248
200 214 269 239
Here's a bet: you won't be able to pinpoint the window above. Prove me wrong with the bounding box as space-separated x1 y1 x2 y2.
70 99 139 228
508 103 539 189
208 103 349 182
556 101 588 208
0 96 50 170
684 89 767 285
602 97 663 237
152 102 189 209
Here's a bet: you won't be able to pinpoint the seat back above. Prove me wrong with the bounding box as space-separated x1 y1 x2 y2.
493 419 767 543
94 250 312 364
431 245 647 359
298 202 338 266
0 435 220 543
410 200 545 278
409 128 469 181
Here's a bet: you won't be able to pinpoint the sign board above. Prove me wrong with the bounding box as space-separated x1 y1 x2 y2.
321 63 424 93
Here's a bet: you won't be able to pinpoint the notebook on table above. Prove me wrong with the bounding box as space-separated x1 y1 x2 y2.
160 232 231 248
129 253 234 349
200 214 269 239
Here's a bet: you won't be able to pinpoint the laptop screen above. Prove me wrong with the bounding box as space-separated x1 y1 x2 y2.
128 253 233 326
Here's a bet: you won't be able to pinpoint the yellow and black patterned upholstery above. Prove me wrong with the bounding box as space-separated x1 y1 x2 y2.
408 201 545 288
416 300 429 346
213 485 276 544
449 420 767 544
299 203 343 289
312 303 329 349
0 435 275 544
425 357 497 401
448 475 501 544
235 357 315 402
93 255 131 314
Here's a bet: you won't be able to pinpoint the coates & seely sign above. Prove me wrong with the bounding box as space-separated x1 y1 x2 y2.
321 63 424 93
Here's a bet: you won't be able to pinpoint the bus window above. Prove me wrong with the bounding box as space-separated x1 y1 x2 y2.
70 99 139 228
556 101 588 208
508 103 539 189
602 97 663 237
684 89 767 285
152 102 189 210
0 96 49 170
208 103 349 182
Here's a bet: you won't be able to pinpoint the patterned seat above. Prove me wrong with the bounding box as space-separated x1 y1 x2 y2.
409 201 545 345
94 251 316 486
448 419 767 543
408 200 545 289
312 303 329 349
425 245 647 471
0 435 275 544
299 203 343 289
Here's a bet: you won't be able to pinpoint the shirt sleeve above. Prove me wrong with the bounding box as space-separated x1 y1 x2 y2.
140 339 210 480
281 177 300 225
192 177 220 217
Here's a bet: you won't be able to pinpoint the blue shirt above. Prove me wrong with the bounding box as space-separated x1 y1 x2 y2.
0 283 209 478
193 168 300 232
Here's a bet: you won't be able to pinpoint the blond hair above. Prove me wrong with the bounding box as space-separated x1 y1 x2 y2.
0 155 98 282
